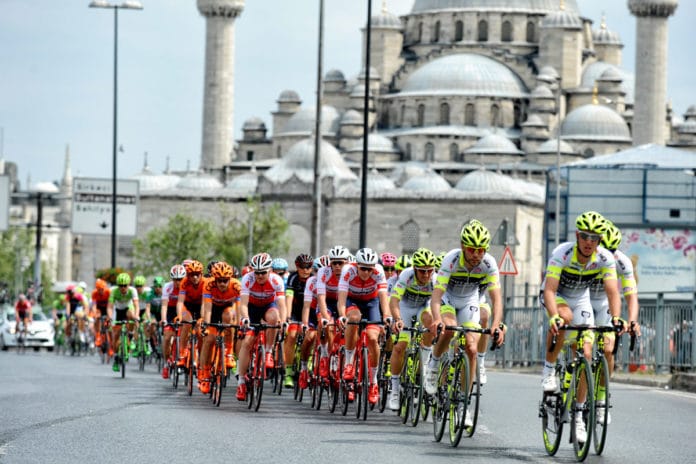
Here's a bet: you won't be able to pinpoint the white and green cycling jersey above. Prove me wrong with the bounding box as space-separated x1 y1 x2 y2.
109 286 138 311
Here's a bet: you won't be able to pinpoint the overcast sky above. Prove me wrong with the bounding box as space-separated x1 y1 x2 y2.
1 0 694 186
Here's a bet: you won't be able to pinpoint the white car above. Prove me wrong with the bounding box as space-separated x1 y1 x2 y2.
0 306 56 351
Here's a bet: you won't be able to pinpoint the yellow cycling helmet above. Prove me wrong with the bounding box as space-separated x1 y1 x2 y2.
460 220 491 249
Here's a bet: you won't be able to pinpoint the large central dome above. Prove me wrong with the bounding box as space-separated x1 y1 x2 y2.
411 0 580 14
401 53 528 98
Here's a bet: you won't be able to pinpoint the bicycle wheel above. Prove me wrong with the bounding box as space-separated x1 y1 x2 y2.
593 354 610 455
570 357 594 462
409 352 423 427
253 344 265 411
449 355 470 447
120 333 127 379
313 346 324 410
213 344 224 407
377 348 390 413
432 361 449 442
275 341 285 396
172 338 180 389
246 350 255 409
328 349 342 414
357 347 369 421
187 336 195 396
463 356 481 438
399 362 410 424
540 363 563 456
138 333 146 372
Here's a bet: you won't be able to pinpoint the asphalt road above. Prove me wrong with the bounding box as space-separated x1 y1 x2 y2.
1 350 694 464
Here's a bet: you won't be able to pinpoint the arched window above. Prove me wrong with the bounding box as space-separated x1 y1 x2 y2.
401 220 420 254
449 143 459 161
478 19 488 42
491 104 500 127
418 22 423 42
404 143 412 161
417 104 426 127
465 103 475 125
513 102 522 128
502 20 513 42
425 142 435 162
400 104 406 127
526 21 535 42
455 20 464 41
433 21 441 42
439 102 450 125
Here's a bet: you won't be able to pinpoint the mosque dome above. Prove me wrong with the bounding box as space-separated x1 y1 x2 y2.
536 139 576 154
132 170 180 192
401 54 528 98
582 62 634 104
324 69 346 82
277 89 301 103
464 133 523 155
410 0 580 15
347 133 399 154
342 169 397 194
531 85 554 99
279 105 341 136
561 104 631 141
455 168 544 203
521 115 546 127
341 109 363 125
263 138 357 185
402 169 452 192
684 105 696 119
225 170 258 195
541 8 582 29
598 67 623 83
390 161 429 186
371 8 402 29
677 120 696 135
592 20 621 44
176 171 223 190
242 117 266 131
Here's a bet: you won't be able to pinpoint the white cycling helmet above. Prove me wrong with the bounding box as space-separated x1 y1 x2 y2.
170 264 186 279
355 247 378 266
328 245 351 260
249 252 273 271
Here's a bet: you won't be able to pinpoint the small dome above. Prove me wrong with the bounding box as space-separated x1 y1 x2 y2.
521 115 546 127
358 66 380 80
131 170 180 192
531 85 554 98
598 68 623 82
538 65 559 81
411 0 580 15
582 62 634 104
536 139 576 154
277 89 301 103
279 105 341 136
465 134 523 155
401 53 528 98
225 171 258 194
390 161 429 186
30 181 60 194
541 8 582 29
371 9 401 29
685 105 696 118
561 104 631 141
263 138 356 185
324 69 346 82
242 117 266 131
677 120 696 135
351 169 397 193
593 18 621 44
176 171 223 190
341 109 363 125
350 84 372 98
347 133 399 153
402 169 451 192
455 168 512 193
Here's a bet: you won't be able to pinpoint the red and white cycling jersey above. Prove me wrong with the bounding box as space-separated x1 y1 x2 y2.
303 275 319 309
337 264 387 301
315 266 341 300
241 272 285 306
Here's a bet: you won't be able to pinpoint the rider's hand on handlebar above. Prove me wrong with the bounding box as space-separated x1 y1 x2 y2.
240 317 250 328
548 314 563 335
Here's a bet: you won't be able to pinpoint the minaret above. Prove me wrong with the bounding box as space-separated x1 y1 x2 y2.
197 0 245 171
628 0 678 145
57 145 73 281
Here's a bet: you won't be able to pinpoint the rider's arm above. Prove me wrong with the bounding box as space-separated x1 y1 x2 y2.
429 287 444 325
276 295 287 324
487 286 504 344
176 292 185 320
337 290 348 318
389 295 401 322
542 277 560 318
201 299 212 324
239 294 250 321
378 290 391 321
301 300 311 327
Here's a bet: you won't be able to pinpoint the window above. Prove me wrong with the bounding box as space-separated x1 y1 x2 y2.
433 21 441 42
247 151 254 161
418 22 423 42
514 102 522 128
583 148 595 158
465 103 475 125
449 143 459 161
455 20 464 41
425 142 435 162
491 104 500 127
526 21 535 42
439 102 450 125
478 19 488 42
404 143 412 161
502 20 513 42
401 220 420 254
417 104 425 127
400 104 406 127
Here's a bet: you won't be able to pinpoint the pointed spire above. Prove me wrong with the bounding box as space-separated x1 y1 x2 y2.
62 144 72 189
559 0 565 11
600 12 607 30
382 0 388 14
165 155 171 174
592 85 599 105
143 151 149 170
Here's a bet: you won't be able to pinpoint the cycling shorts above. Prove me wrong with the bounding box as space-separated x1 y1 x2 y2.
345 297 381 322
248 301 278 324
440 292 480 326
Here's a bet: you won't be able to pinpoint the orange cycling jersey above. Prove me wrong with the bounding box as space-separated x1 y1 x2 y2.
179 276 207 304
203 278 242 308
91 288 111 310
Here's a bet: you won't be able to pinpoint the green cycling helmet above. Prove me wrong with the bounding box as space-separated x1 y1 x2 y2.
460 219 491 249
395 254 411 272
116 272 131 286
133 275 146 287
601 221 622 252
152 276 165 288
411 248 436 268
575 211 608 235
434 252 446 269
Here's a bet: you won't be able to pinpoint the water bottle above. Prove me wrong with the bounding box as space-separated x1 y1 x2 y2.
562 366 573 391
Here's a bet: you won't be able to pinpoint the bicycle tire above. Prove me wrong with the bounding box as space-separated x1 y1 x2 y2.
570 356 594 462
399 361 409 424
540 362 563 456
172 338 180 389
328 349 342 414
593 353 610 455
138 334 146 372
120 332 127 379
449 355 470 447
253 344 265 411
410 353 423 427
313 346 324 410
463 357 481 438
275 340 285 396
187 335 195 396
377 348 390 413
246 349 255 410
432 360 448 442
213 342 224 407
358 346 369 421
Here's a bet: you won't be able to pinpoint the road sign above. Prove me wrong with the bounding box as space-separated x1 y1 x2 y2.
71 177 139 236
0 176 8 231
498 245 519 276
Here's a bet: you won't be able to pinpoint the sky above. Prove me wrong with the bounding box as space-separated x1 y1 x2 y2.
1 0 694 186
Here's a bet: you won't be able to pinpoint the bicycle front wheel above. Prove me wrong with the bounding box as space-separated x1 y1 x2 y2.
357 347 369 421
410 353 424 427
432 361 449 442
463 356 481 438
593 353 610 455
448 355 470 447
120 334 127 379
570 357 594 462
253 344 265 411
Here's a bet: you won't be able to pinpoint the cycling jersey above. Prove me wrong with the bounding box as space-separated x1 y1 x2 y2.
285 271 308 321
241 272 285 307
179 276 206 318
65 292 87 313
541 242 617 299
109 286 138 321
162 281 180 323
315 266 341 300
15 300 31 319
589 249 636 326
391 267 435 309
301 275 320 327
386 274 399 295
338 264 388 302
144 288 164 320
91 289 110 314
435 248 500 309
136 287 150 314
203 278 241 323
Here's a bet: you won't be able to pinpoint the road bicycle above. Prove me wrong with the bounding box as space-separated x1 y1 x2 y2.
397 323 429 426
270 325 286 396
375 324 393 413
432 324 496 447
179 320 199 396
166 322 181 389
203 322 236 407
327 323 345 414
112 320 130 379
135 317 149 372
15 319 28 354
539 325 598 462
243 322 280 412
292 326 306 402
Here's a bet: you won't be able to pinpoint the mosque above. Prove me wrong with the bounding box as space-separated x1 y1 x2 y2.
5 0 695 303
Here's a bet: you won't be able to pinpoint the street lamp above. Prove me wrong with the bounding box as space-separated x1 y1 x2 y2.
28 182 59 296
538 72 563 247
89 0 143 268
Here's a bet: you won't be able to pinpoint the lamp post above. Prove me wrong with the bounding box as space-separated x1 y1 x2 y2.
359 0 373 249
28 182 59 297
538 73 563 247
89 0 142 268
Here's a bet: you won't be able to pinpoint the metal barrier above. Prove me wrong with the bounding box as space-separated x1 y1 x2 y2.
490 292 696 374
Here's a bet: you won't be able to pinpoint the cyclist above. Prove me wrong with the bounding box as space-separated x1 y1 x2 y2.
425 220 506 427
90 279 111 350
317 245 352 372
299 255 331 388
236 252 287 401
144 276 165 357
283 253 314 387
380 252 397 280
272 257 290 287
176 260 206 367
198 262 241 394
387 247 437 410
14 294 32 338
540 211 622 443
161 264 186 379
589 220 641 424
388 254 411 294
131 275 151 356
64 284 88 342
337 247 393 405
107 273 139 372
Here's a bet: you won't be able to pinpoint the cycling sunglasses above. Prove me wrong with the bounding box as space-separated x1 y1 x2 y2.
578 231 601 242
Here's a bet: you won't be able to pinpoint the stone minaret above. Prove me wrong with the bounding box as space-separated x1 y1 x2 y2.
197 0 245 171
628 0 678 146
57 145 73 281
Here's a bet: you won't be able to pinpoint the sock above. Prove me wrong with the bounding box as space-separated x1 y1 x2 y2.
320 343 328 357
477 352 486 368
301 361 307 371
285 366 293 376
391 375 400 391
428 353 440 370
542 362 555 376
345 349 355 365
596 385 606 402
369 367 377 384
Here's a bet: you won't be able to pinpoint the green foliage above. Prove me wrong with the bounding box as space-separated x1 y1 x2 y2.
95 267 130 285
0 228 34 297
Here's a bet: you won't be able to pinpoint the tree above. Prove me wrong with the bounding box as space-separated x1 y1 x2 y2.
0 228 33 303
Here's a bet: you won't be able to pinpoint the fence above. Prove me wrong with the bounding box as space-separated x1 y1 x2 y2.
491 292 696 374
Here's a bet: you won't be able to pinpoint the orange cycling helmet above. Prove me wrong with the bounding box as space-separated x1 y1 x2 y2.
185 260 204 275
211 262 233 279
95 278 108 290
